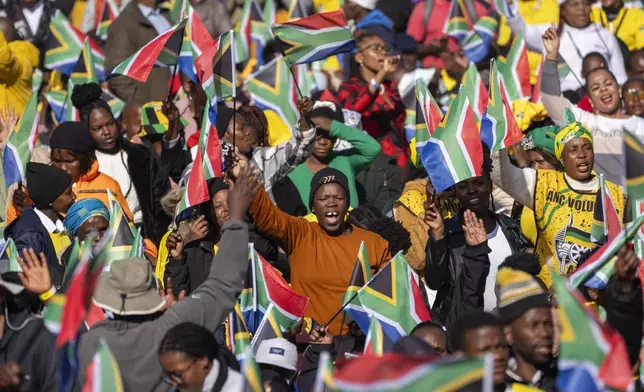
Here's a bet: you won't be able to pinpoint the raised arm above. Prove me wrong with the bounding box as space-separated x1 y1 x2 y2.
505 4 547 53
497 149 537 209
328 121 381 172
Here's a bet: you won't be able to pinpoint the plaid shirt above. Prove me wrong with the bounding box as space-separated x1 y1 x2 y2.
336 77 405 142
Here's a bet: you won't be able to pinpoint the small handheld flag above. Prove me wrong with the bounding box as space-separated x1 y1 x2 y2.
3 92 40 187
195 30 236 100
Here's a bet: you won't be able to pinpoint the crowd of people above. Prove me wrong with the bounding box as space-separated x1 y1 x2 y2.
0 0 642 390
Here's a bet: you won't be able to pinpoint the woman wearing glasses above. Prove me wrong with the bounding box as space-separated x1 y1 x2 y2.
336 30 406 167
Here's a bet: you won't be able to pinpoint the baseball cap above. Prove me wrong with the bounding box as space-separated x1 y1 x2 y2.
255 338 297 371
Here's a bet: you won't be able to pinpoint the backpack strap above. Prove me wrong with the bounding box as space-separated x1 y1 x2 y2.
211 361 229 392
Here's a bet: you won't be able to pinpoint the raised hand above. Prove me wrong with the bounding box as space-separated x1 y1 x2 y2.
225 150 250 181
462 209 487 246
542 25 560 61
424 202 445 241
309 324 334 345
297 96 314 131
227 162 262 221
615 245 638 282
16 248 52 295
166 232 185 259
382 55 400 75
0 105 19 145
187 215 209 242
12 182 28 214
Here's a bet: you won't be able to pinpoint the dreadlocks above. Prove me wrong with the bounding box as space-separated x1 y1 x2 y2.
236 105 269 148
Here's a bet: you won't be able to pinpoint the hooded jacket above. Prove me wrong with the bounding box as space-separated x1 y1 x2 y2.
74 220 249 392
0 303 57 392
424 211 531 327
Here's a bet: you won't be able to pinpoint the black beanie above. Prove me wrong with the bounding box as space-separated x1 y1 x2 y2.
309 167 350 209
26 163 72 209
208 177 229 198
50 122 97 153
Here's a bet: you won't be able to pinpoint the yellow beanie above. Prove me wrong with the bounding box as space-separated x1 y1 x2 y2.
495 267 550 323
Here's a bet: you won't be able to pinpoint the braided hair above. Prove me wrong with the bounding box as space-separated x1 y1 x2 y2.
159 322 219 360
236 105 268 148
71 83 114 128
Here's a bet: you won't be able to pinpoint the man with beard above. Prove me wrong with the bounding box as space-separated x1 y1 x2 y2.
495 267 557 391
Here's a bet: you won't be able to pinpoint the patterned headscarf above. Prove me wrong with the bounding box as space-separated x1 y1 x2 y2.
553 109 593 161
64 198 110 236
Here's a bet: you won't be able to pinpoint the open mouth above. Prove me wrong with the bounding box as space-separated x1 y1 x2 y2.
577 162 590 172
600 94 613 105
325 211 340 225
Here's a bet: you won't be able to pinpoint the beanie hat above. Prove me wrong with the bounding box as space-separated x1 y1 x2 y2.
26 162 73 209
208 177 229 198
50 122 97 153
349 0 378 10
495 267 550 323
309 167 350 209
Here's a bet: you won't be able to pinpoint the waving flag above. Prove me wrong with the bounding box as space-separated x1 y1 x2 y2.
497 32 531 103
272 10 355 65
96 192 135 269
313 351 335 392
461 63 488 123
95 0 120 41
245 56 298 128
226 303 251 362
264 0 276 23
287 0 307 19
532 58 544 103
590 174 622 245
71 39 99 86
444 0 472 40
569 215 644 290
480 59 522 152
3 92 40 187
178 7 214 84
238 245 310 333
44 294 65 335
347 253 430 342
342 242 372 328
414 80 443 155
625 130 644 199
420 87 483 192
250 303 284 349
45 11 105 78
553 270 633 392
234 0 256 64
461 13 498 64
129 228 144 257
491 0 513 17
83 338 124 392
102 89 125 118
242 347 264 392
0 238 20 273
332 354 492 392
107 20 187 82
364 318 391 356
160 0 188 25
195 31 236 100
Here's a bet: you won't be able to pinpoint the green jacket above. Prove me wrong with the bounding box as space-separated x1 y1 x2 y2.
288 120 381 213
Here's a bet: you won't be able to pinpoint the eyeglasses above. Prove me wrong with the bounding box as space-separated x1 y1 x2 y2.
161 359 197 385
624 89 644 101
359 44 389 55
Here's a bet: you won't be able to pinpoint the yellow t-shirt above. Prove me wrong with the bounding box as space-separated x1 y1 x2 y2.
534 170 624 286
591 6 644 51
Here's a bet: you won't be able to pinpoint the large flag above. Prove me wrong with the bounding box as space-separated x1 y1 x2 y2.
178 7 214 84
480 59 523 152
238 245 310 333
107 20 187 82
82 338 125 392
250 303 284 349
331 354 492 392
461 63 488 123
414 80 443 157
420 86 483 192
569 215 644 289
272 10 355 65
497 32 531 103
553 270 633 392
242 347 264 392
590 174 621 245
347 253 431 342
195 31 236 100
226 303 252 362
45 11 105 78
95 0 120 41
244 56 298 128
2 92 40 187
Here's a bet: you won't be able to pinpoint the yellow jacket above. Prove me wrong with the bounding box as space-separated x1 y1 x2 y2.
0 31 38 115
591 6 644 51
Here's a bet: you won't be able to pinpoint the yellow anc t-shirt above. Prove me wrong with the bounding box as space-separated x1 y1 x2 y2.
534 170 624 287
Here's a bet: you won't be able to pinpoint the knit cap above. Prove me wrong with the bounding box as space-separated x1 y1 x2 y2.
495 267 550 323
49 121 97 153
26 162 73 209
309 167 350 209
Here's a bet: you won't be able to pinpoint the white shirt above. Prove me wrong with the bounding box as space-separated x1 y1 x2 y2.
202 361 243 392
137 4 171 34
484 223 513 310
95 149 143 224
506 15 627 92
21 0 44 36
33 207 65 233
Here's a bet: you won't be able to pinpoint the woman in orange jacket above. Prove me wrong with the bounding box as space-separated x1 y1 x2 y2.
7 122 133 224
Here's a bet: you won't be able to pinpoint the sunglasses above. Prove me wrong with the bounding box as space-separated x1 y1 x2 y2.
624 89 644 101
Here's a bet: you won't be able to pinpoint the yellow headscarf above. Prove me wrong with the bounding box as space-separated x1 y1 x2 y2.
553 111 593 160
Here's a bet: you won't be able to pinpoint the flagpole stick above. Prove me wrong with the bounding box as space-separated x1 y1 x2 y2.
167 62 180 103
232 99 237 151
323 291 359 329
331 312 346 362
287 64 305 99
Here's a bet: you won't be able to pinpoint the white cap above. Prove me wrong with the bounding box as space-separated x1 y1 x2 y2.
350 0 378 10
255 338 297 371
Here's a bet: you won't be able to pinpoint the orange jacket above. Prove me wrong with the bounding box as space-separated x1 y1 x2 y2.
6 161 133 223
